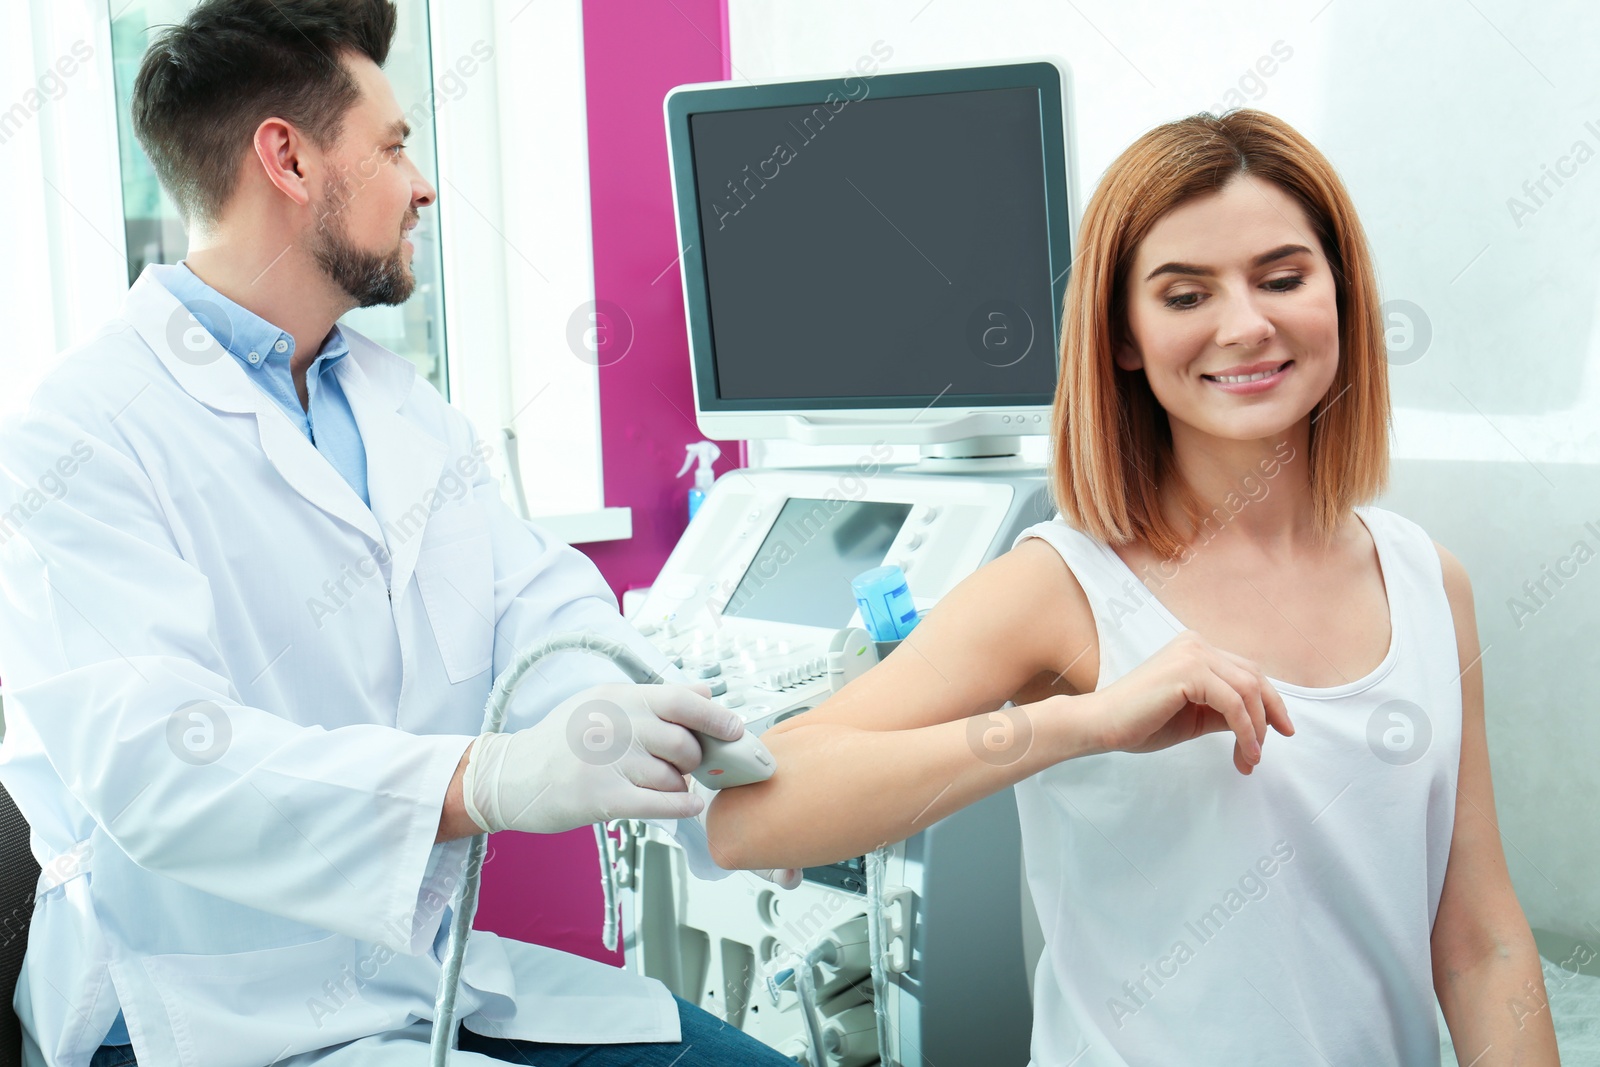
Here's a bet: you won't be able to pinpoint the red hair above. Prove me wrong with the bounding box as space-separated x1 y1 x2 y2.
1051 109 1390 560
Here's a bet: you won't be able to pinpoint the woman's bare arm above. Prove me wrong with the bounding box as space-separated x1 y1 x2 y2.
707 523 1298 873
1430 543 1560 1065
705 537 1102 871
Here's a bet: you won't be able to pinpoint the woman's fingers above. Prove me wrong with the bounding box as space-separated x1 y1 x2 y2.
1190 669 1259 775
1213 659 1267 760
1213 647 1295 738
1262 679 1294 737
1101 632 1296 776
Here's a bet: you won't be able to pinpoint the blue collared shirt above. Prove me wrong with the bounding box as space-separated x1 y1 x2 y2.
157 262 371 507
100 265 372 1048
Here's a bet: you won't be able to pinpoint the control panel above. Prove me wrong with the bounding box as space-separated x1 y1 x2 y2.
633 466 1021 736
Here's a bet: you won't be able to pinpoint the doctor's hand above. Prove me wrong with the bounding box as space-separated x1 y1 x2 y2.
460 683 744 835
1079 630 1295 776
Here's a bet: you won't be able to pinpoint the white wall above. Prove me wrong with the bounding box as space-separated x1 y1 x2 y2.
730 0 1600 940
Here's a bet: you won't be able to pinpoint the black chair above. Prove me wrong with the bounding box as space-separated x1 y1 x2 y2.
0 779 37 1067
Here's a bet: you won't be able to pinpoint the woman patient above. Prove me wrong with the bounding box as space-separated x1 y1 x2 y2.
707 110 1560 1066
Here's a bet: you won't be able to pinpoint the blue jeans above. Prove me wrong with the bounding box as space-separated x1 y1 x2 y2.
89 996 795 1065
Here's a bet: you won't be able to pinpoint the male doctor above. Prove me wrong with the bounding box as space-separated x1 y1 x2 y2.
0 1 796 1064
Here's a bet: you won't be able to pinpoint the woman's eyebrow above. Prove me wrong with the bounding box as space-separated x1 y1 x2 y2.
1142 243 1313 282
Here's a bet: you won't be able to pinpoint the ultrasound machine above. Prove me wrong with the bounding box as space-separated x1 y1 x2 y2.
605 58 1078 1066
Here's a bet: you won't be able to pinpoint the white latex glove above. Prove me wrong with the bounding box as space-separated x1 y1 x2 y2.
462 682 743 834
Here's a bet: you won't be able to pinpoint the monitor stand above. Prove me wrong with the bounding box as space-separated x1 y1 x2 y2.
916 434 1022 460
906 435 1038 475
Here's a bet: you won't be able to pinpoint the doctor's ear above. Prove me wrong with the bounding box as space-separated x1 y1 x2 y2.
252 117 314 209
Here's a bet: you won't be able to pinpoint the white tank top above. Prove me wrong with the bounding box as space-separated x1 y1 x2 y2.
1011 505 1462 1067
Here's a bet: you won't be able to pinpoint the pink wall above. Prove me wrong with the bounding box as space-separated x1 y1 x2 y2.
473 0 736 964
580 0 744 602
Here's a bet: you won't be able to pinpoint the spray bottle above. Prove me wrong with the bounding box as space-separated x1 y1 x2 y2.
677 441 721 521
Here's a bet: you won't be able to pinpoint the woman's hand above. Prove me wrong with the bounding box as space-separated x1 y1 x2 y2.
1078 631 1295 775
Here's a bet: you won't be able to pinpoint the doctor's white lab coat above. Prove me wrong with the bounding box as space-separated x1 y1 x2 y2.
0 267 713 1067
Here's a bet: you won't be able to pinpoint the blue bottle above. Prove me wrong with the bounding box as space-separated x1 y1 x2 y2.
851 564 921 642
676 441 721 521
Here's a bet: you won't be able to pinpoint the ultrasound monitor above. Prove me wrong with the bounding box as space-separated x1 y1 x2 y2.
664 59 1076 450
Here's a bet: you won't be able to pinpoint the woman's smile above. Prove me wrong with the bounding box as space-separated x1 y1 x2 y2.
1200 358 1295 395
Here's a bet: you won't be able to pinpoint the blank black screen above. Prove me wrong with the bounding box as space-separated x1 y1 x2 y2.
689 87 1057 402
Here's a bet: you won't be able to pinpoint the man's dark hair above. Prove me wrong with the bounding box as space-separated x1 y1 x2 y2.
131 0 398 225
